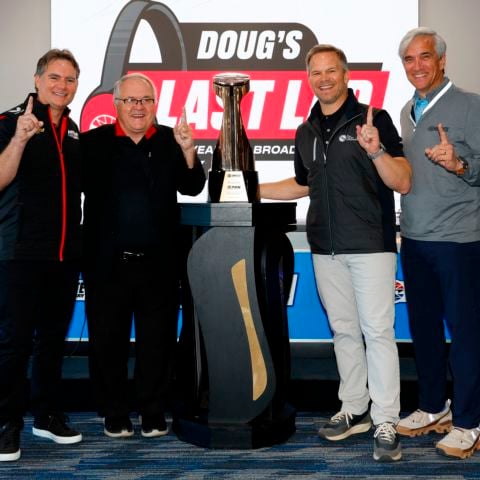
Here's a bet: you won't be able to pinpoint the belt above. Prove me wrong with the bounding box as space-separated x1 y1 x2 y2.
120 251 147 262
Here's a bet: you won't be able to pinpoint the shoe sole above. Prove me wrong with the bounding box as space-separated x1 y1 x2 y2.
32 427 82 444
0 449 21 462
396 419 452 437
141 428 168 438
138 415 168 438
104 428 134 438
373 450 402 462
319 420 372 441
436 437 480 459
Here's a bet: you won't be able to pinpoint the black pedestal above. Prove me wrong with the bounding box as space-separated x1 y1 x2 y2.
174 403 296 449
173 202 297 449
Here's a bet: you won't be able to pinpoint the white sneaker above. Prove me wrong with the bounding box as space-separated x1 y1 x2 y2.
436 426 480 459
396 400 452 437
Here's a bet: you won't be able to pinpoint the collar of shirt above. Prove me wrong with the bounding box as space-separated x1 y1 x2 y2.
319 97 347 124
413 76 450 120
413 95 429 121
114 121 157 140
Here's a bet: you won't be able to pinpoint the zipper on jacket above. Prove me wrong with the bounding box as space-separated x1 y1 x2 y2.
48 109 69 262
316 111 363 257
321 147 334 258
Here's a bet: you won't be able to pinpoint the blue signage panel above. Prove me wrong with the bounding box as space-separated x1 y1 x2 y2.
67 251 449 342
285 252 411 342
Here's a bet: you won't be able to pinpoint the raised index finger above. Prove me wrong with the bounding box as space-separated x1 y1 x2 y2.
179 107 187 125
25 96 34 115
437 123 449 144
366 105 374 126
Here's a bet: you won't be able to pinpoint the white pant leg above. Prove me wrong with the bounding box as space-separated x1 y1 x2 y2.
312 254 370 416
348 252 400 425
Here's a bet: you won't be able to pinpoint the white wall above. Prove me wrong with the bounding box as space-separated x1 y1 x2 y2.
420 0 480 93
1 0 479 113
0 0 51 111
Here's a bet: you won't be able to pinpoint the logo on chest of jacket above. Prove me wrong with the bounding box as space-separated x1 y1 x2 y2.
68 130 79 140
338 134 357 142
8 107 23 116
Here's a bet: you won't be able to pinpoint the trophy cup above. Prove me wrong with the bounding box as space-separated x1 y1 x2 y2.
208 73 259 203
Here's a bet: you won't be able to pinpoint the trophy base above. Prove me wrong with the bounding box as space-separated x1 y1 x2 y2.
208 170 259 203
172 403 296 449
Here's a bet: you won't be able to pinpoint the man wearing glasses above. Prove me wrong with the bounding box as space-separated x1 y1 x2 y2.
81 73 206 438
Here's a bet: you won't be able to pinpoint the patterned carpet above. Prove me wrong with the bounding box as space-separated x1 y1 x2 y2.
2 412 479 479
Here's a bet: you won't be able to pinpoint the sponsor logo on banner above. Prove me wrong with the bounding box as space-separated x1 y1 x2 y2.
79 1 389 162
395 280 406 303
76 278 85 301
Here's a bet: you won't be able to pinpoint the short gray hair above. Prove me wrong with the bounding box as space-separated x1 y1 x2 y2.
113 73 157 102
398 27 447 59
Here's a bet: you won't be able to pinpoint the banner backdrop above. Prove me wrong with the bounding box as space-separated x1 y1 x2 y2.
52 0 420 342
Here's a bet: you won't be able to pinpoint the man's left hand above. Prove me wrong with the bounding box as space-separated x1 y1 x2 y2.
425 123 459 172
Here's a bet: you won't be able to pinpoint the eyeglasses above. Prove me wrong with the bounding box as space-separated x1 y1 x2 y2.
115 97 155 106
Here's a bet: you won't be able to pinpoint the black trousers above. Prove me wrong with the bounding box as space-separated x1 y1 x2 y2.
84 257 179 418
0 260 79 424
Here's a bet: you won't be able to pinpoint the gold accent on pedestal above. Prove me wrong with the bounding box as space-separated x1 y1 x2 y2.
231 259 267 401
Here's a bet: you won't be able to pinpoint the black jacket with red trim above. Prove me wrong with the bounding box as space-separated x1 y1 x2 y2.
0 94 82 261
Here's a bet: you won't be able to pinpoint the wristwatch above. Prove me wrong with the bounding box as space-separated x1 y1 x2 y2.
455 156 469 176
367 143 386 161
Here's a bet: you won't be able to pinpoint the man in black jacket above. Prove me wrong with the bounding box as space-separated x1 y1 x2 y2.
81 73 206 438
260 44 411 462
0 49 83 462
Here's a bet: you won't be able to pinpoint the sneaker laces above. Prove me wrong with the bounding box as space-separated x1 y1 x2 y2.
374 422 397 442
330 412 353 425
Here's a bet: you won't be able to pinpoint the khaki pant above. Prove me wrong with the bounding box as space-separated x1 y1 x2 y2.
313 252 400 425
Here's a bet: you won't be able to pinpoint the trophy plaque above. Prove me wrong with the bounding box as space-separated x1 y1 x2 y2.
208 73 259 203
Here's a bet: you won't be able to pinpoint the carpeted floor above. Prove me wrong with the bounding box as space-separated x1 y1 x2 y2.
2 412 479 479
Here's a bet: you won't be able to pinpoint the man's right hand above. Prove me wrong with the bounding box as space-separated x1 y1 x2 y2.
14 96 44 143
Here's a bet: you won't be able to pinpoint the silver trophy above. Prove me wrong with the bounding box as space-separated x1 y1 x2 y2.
208 73 259 203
